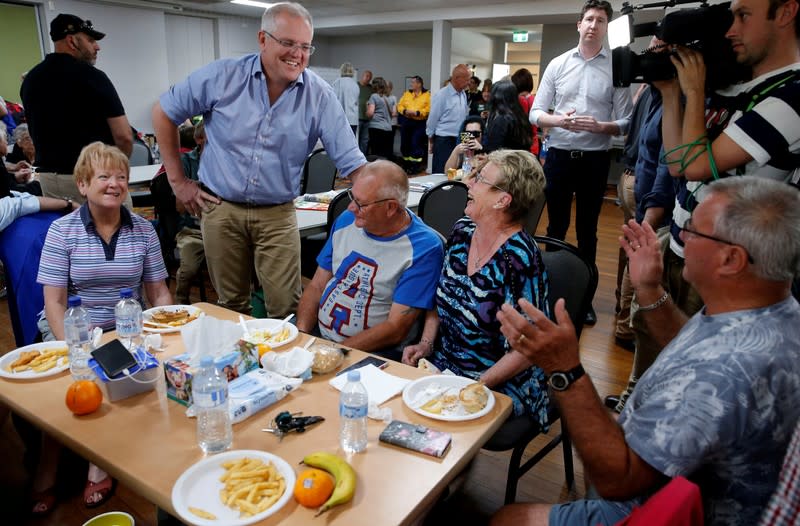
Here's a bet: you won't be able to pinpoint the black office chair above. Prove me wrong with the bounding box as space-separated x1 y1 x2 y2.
482 236 598 504
300 189 353 279
417 180 468 239
523 190 547 235
130 138 154 167
300 148 338 195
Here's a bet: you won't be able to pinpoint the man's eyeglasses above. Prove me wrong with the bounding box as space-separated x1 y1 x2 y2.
346 189 394 212
472 171 508 193
682 218 754 264
262 30 315 55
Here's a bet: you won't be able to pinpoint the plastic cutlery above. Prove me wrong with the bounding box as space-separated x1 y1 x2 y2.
238 315 252 338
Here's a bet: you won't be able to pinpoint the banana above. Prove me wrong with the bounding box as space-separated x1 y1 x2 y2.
302 451 357 516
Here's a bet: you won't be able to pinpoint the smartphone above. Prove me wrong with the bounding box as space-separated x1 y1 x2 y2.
90 339 138 378
460 131 472 144
336 356 388 376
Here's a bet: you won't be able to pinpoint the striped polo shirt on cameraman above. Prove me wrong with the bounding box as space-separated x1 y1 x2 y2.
37 205 167 330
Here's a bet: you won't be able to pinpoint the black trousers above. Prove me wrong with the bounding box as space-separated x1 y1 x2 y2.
399 117 427 162
543 147 611 266
432 135 457 175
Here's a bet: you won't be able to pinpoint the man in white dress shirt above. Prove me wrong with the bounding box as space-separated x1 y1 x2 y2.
531 0 633 324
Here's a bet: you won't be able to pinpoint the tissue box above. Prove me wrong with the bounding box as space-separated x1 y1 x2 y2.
164 342 259 406
89 348 160 402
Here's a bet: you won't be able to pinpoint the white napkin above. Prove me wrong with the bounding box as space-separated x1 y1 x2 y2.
328 364 410 406
180 316 243 366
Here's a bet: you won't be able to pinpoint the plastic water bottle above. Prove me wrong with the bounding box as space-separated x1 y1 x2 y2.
115 288 143 351
540 135 550 163
462 148 474 175
194 356 233 454
339 370 368 453
64 296 94 381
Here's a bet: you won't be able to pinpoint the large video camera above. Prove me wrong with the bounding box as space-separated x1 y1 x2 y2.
610 1 748 90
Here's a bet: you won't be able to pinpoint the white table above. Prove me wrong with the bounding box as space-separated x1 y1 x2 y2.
297 174 448 237
129 163 162 185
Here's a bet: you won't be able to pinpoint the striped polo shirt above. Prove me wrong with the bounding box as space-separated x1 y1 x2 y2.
37 205 168 330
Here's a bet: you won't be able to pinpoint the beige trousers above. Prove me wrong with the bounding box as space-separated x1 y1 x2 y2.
200 200 301 317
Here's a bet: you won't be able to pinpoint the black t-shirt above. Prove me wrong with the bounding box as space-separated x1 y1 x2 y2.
20 53 125 174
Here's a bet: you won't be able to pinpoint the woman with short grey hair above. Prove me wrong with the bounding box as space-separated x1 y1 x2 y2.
403 149 552 423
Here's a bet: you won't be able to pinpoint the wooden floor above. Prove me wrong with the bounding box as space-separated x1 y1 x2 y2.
0 191 633 526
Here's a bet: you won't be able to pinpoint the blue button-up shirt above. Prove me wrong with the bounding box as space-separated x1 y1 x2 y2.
426 84 468 138
159 54 365 205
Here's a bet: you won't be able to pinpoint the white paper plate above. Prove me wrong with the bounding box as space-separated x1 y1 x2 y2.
171 449 296 526
402 375 495 422
142 305 205 334
243 319 299 349
0 341 70 380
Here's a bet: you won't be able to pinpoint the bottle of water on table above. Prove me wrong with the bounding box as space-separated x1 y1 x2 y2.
64 295 94 381
195 356 232 454
115 288 143 351
339 370 368 453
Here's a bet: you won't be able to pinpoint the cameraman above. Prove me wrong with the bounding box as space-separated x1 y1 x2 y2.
632 0 800 354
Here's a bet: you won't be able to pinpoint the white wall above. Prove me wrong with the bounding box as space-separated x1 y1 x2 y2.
34 1 261 133
41 0 168 132
316 30 433 99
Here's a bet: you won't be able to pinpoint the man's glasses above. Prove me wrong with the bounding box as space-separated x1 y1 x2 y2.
346 189 394 212
262 30 315 55
682 218 754 264
472 171 508 193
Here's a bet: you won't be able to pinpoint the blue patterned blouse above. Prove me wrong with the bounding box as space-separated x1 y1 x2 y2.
430 218 551 426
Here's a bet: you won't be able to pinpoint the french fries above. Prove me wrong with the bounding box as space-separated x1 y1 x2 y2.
188 506 217 520
5 347 68 374
271 326 291 344
218 457 285 518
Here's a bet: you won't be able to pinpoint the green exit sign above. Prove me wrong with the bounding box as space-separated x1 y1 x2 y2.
512 31 529 43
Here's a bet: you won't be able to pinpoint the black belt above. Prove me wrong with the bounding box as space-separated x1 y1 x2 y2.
199 183 286 208
550 147 608 159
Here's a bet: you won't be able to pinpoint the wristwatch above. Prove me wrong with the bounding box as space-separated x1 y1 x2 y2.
548 364 585 392
62 197 73 214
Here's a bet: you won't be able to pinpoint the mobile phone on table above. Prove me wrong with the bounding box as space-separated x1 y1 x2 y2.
90 339 137 377
336 356 388 376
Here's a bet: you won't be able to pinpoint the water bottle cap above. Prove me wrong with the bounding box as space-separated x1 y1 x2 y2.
347 370 360 382
67 295 82 307
119 288 133 299
200 356 213 367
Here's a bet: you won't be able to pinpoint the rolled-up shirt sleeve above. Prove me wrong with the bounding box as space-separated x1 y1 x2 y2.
0 192 40 232
612 86 634 135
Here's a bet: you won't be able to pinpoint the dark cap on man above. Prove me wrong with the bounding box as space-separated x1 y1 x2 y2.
49 14 105 41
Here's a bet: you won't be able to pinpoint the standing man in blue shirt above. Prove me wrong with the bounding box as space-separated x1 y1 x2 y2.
153 2 365 318
427 64 470 174
531 0 633 324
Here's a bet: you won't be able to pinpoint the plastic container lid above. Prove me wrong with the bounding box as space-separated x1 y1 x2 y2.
347 370 360 382
119 288 133 298
67 295 82 307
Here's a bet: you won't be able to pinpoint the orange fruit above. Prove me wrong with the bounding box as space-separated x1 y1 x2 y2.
293 468 334 508
65 380 103 415
257 343 272 358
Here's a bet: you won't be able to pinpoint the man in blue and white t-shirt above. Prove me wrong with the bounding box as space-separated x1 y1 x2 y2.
296 160 443 357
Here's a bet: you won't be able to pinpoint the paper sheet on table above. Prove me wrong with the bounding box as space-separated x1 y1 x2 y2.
328 364 410 406
180 316 243 367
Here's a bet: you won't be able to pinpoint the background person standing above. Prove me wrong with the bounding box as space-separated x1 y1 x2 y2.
427 64 470 174
530 0 633 324
21 14 133 208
